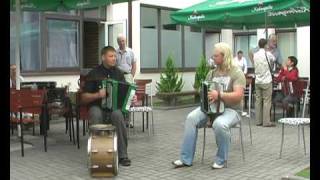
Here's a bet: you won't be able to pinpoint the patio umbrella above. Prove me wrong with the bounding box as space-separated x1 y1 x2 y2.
11 0 131 90
170 0 310 30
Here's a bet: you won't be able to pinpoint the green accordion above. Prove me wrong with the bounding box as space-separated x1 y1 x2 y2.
101 79 136 113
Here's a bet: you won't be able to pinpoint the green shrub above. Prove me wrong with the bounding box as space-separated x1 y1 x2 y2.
156 55 184 104
193 55 210 92
156 55 184 93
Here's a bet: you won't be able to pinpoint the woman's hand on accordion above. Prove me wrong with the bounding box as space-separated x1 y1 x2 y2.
208 90 219 103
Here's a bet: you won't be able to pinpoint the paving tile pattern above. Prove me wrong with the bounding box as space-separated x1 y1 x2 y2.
10 106 310 180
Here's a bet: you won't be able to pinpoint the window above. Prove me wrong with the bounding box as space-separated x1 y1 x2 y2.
160 9 182 68
205 31 220 61
140 7 158 69
184 26 203 68
234 34 257 67
10 12 41 71
47 19 79 69
140 5 205 72
277 31 297 62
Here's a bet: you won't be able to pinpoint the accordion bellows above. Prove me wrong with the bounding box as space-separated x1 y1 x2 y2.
101 79 136 113
200 81 225 115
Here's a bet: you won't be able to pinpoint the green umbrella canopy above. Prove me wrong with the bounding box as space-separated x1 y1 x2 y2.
171 0 310 29
10 0 130 11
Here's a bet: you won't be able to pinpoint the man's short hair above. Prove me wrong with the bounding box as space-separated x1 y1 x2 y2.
288 56 298 67
268 33 277 40
101 46 116 56
237 50 243 55
258 38 268 48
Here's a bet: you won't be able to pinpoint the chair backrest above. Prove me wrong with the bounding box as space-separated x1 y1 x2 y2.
134 79 152 106
10 89 22 113
280 78 307 98
75 90 89 119
47 87 67 103
19 89 47 114
302 79 310 118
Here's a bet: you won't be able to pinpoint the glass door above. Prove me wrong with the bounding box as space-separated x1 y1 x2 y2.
103 20 127 48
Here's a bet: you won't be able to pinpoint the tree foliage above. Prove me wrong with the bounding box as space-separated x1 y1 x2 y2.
193 55 210 91
156 54 184 93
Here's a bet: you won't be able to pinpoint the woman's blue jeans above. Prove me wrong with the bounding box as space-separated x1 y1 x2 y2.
180 107 240 166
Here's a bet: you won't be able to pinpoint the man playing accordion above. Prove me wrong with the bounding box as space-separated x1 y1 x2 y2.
172 42 246 169
81 46 136 167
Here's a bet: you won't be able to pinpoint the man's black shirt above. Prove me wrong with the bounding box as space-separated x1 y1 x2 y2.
83 64 126 108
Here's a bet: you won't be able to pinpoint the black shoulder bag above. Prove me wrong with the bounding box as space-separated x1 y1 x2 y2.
265 52 275 98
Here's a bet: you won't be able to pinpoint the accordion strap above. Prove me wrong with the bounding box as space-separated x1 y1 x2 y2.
217 90 221 114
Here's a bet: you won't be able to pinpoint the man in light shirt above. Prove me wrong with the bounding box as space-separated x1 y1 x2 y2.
233 50 248 75
234 50 248 116
116 34 136 83
10 64 24 88
249 34 282 72
116 34 136 128
253 38 276 127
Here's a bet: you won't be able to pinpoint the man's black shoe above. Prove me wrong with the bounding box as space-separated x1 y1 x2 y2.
119 158 131 166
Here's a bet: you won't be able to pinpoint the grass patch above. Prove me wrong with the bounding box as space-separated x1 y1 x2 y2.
295 167 310 179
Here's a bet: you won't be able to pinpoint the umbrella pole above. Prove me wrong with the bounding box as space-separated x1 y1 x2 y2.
265 12 268 40
15 0 21 90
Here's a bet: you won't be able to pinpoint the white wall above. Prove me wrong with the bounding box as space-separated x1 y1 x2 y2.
297 26 310 78
257 28 275 43
221 29 233 49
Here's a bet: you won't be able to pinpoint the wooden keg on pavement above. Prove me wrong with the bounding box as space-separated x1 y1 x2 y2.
87 124 118 177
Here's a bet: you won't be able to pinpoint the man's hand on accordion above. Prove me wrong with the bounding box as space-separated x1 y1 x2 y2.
98 89 107 99
131 94 138 106
208 90 219 103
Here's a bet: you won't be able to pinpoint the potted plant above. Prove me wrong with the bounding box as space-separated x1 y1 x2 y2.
156 54 184 105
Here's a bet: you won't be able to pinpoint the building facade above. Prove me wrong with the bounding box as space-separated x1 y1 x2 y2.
10 0 310 93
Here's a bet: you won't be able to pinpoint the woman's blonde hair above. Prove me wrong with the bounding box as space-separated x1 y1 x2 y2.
214 42 234 72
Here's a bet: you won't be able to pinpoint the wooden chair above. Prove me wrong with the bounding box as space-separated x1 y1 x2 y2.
10 89 48 157
128 79 154 135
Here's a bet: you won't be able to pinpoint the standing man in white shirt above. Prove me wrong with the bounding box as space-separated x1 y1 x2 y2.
10 64 24 88
116 34 136 83
234 50 248 74
234 50 248 116
116 34 136 128
253 39 276 127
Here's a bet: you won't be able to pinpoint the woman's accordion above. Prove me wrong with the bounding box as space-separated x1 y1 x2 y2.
200 81 225 115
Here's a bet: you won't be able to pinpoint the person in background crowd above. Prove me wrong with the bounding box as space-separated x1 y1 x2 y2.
10 64 24 88
253 39 276 127
273 56 299 117
116 34 136 83
234 50 248 116
249 34 282 72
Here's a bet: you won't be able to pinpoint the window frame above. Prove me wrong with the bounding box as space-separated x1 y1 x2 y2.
18 9 106 76
233 31 257 57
